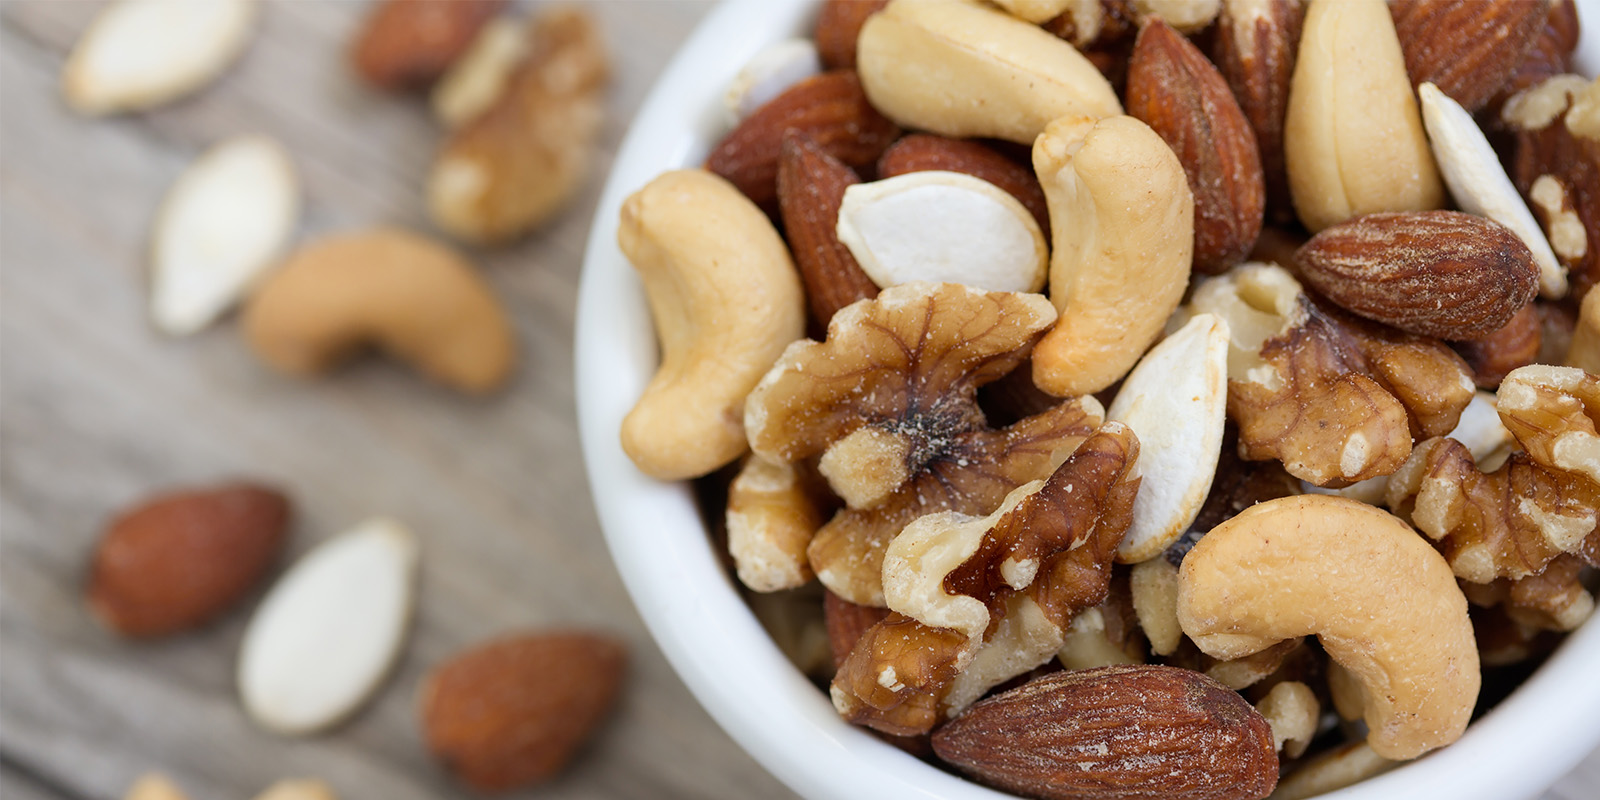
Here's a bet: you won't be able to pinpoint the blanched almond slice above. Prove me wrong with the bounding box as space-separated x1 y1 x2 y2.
238 518 418 735
836 171 1047 293
63 0 255 115
1108 313 1230 563
723 39 822 126
151 136 298 336
1420 82 1567 298
431 17 528 128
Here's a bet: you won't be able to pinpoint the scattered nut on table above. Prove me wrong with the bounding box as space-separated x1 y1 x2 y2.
242 228 517 394
63 0 256 116
89 483 289 638
421 632 626 792
428 6 609 244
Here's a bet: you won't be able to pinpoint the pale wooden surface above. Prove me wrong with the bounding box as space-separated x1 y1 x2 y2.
0 2 1595 800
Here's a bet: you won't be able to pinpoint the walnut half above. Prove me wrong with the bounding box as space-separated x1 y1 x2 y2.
829 422 1139 736
744 282 1104 606
1186 262 1474 487
1387 365 1600 582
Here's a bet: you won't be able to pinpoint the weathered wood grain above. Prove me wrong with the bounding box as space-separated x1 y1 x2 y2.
1 2 1596 800
0 2 792 799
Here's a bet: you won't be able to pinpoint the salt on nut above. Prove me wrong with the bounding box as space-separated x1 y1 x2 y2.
618 169 806 480
1284 0 1444 232
835 171 1048 293
1031 115 1194 397
1107 313 1230 562
242 228 515 394
1177 494 1479 759
855 0 1121 144
1420 82 1567 299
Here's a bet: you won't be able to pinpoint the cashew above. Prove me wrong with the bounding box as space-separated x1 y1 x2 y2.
855 0 1121 144
1284 0 1443 232
1031 115 1195 396
1177 495 1479 759
1256 680 1318 758
242 228 515 393
990 0 1074 23
1130 557 1182 656
619 170 806 480
1567 287 1600 374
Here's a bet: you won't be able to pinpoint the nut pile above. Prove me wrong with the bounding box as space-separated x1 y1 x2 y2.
618 1 1599 798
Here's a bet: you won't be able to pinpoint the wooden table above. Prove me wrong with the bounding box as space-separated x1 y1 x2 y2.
0 3 1595 799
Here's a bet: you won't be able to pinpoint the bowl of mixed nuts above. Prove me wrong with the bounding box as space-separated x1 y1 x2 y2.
576 1 1600 798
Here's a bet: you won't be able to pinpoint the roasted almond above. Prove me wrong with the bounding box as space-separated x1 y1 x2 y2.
876 134 1049 235
777 132 879 326
706 71 899 209
1454 302 1541 388
421 632 626 792
350 0 507 90
1390 0 1549 113
814 0 889 70
89 483 289 637
1128 18 1264 275
933 664 1278 800
1295 210 1540 340
1212 0 1303 225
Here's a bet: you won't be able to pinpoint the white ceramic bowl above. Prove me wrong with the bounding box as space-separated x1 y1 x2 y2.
576 2 1600 798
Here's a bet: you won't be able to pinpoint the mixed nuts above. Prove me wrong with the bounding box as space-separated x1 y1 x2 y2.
619 1 1599 798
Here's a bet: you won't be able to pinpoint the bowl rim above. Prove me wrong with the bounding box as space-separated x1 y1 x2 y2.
575 2 1600 798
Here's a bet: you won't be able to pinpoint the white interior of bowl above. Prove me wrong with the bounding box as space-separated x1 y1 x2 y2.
575 3 1600 798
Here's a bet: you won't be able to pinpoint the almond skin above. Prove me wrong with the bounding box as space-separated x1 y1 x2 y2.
933 664 1278 800
1390 0 1550 113
815 0 890 70
1128 18 1264 275
778 132 879 326
1295 211 1540 340
877 134 1050 236
421 632 626 792
350 0 508 90
88 484 289 637
1213 0 1304 225
706 71 899 209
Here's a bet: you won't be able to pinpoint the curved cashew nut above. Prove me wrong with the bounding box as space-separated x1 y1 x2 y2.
855 0 1120 144
618 169 805 480
1177 494 1479 759
1031 115 1195 396
243 228 515 394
